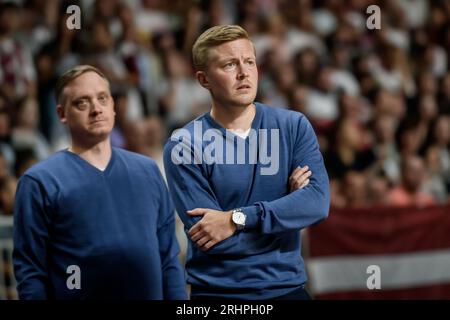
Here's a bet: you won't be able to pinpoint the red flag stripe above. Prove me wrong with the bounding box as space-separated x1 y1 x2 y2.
308 204 450 257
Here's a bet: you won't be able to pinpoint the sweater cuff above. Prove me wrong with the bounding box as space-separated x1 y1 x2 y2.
241 205 261 230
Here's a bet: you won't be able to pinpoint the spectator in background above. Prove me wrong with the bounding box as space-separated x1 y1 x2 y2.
294 47 320 87
372 114 401 184
159 49 210 131
91 0 122 42
329 178 346 209
0 2 37 103
387 155 436 207
35 8 83 148
425 115 450 194
397 118 423 158
11 96 51 161
325 118 376 179
367 173 391 206
328 45 361 98
0 175 16 215
373 88 406 120
304 67 338 128
0 103 15 172
85 19 145 121
259 62 297 108
438 72 450 115
370 40 415 97
0 152 10 179
415 94 439 152
416 71 438 98
341 171 368 208
423 146 448 203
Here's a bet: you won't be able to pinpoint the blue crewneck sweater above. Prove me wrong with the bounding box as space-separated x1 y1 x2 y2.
163 102 330 299
13 147 187 300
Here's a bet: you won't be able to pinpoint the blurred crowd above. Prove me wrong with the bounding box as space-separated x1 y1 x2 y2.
0 0 449 217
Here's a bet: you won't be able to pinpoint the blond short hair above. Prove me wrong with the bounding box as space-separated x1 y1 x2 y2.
55 65 109 105
192 25 252 70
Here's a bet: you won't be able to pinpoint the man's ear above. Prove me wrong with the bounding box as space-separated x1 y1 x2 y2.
56 105 67 124
196 71 210 90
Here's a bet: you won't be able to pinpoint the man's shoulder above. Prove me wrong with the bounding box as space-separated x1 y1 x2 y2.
176 113 209 133
257 102 306 124
163 114 209 148
23 150 70 180
113 147 158 170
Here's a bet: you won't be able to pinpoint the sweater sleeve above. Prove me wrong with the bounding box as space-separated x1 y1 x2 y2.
242 114 330 234
13 175 51 300
152 165 188 300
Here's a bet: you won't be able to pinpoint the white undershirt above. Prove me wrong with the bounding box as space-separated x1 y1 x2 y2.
229 128 251 139
67 148 107 171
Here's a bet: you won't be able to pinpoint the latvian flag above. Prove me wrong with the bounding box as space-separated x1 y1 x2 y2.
306 204 450 299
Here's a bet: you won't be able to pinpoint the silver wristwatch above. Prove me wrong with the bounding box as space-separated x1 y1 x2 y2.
231 208 246 230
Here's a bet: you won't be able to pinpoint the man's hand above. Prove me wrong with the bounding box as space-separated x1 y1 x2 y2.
187 209 236 251
289 166 312 192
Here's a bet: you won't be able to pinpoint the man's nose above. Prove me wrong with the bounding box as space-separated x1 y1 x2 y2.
237 63 249 79
90 100 103 115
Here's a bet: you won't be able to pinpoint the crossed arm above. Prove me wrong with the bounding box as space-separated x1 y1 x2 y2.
187 166 312 251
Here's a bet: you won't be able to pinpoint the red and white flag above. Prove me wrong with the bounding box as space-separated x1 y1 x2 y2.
306 204 450 299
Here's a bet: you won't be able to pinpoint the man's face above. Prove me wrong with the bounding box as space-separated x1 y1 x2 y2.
197 38 258 109
403 157 425 192
57 72 115 144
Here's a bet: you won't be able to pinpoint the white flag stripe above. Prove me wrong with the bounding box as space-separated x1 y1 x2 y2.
308 249 450 294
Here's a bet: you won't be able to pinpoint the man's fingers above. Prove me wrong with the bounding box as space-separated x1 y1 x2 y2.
200 240 215 251
293 170 311 182
289 166 309 182
190 230 204 242
289 166 303 179
291 170 311 189
188 223 202 236
290 168 312 191
289 166 308 178
298 170 312 183
290 166 307 190
187 208 207 216
300 178 310 189
292 169 311 181
196 236 211 247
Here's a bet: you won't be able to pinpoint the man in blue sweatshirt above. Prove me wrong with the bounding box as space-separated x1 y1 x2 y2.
13 65 187 299
163 25 330 300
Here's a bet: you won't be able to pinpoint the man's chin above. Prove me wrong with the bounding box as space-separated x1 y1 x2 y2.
84 128 112 142
229 98 256 109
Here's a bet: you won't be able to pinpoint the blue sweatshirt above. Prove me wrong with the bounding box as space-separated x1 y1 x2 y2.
13 147 187 300
163 102 330 299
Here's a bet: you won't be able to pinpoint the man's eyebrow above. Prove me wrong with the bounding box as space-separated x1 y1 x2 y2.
72 91 109 101
219 57 252 65
214 56 235 63
71 95 91 101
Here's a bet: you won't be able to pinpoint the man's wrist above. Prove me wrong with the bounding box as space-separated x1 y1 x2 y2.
231 208 246 231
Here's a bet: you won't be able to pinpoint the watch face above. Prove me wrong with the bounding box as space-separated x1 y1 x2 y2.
233 212 245 225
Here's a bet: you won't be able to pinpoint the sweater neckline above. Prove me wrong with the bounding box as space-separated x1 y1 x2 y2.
204 102 263 138
63 147 116 175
